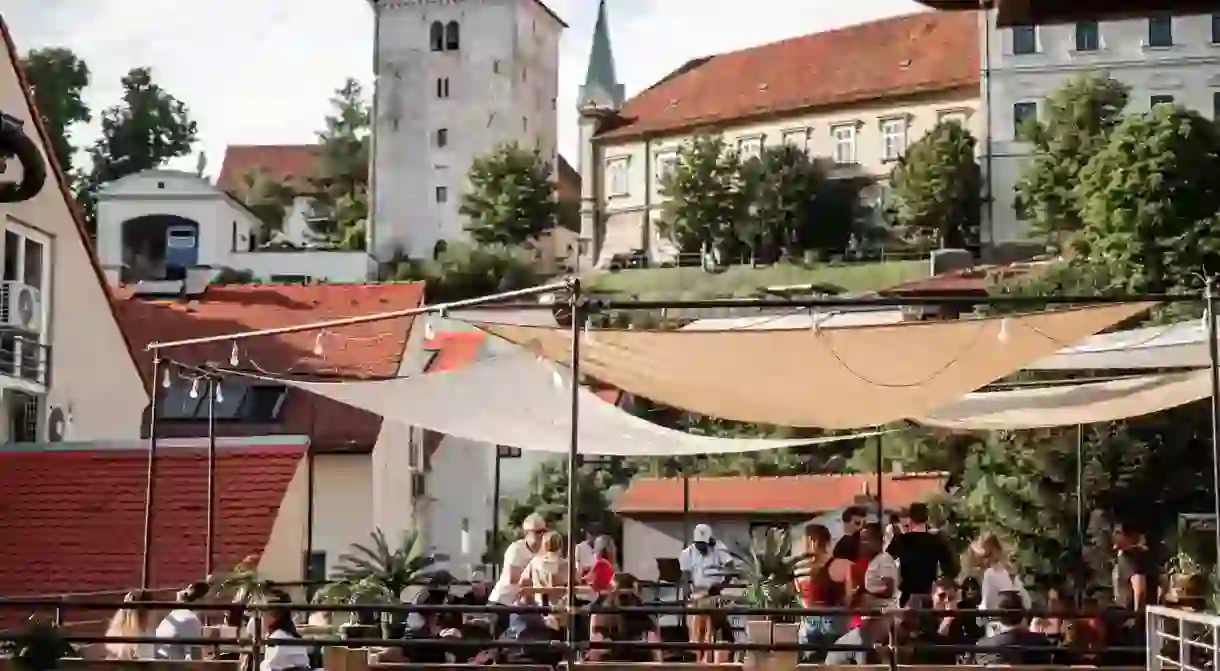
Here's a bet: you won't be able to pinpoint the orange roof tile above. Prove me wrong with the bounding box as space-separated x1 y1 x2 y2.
424 331 486 373
1 17 145 385
112 283 424 452
613 472 947 515
596 11 978 141
216 144 320 195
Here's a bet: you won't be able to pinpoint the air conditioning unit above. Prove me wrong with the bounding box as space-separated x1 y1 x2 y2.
0 281 41 333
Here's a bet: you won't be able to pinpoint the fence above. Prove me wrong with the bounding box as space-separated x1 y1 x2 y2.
1146 605 1220 671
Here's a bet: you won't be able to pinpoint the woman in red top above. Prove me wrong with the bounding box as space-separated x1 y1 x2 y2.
795 524 852 661
585 535 617 595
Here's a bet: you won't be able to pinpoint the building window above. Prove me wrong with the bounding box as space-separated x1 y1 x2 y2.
781 129 808 151
6 390 40 443
737 136 762 160
435 128 448 148
0 220 50 383
157 382 287 421
1213 14 1220 43
832 125 857 164
435 186 448 203
655 151 678 184
881 118 907 161
429 21 444 51
607 157 630 196
445 21 460 51
1012 102 1038 139
1148 14 1173 47
436 77 450 98
1151 94 1174 108
522 116 528 131
493 60 501 74
269 274 311 284
1213 91 1220 119
1012 25 1037 55
1075 21 1100 51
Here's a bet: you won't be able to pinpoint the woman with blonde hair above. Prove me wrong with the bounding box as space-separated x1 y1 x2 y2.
105 590 156 660
970 533 1031 635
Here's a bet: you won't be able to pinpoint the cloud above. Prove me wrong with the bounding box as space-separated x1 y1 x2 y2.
5 0 924 174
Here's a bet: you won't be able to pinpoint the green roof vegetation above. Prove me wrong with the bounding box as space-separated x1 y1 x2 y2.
583 261 927 300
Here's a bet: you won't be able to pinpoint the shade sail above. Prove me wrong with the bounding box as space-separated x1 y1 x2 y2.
262 355 881 455
1028 318 1209 370
467 302 1153 428
916 370 1209 430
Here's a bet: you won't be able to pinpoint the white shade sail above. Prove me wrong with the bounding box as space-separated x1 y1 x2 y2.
264 355 882 455
467 303 1153 428
1029 318 1210 370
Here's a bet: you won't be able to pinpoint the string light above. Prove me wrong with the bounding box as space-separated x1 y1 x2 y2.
215 382 224 404
313 332 325 356
424 315 435 340
230 342 240 366
189 378 200 399
997 318 1010 343
161 367 172 389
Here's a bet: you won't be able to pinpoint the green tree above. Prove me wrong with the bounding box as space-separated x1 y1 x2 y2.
1074 105 1220 294
658 134 749 258
308 78 370 250
500 458 620 552
889 120 981 250
461 141 559 246
239 168 295 234
739 145 827 263
20 47 91 175
1014 74 1130 250
381 241 544 303
79 67 198 234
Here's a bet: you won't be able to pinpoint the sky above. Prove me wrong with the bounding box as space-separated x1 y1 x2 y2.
5 0 925 176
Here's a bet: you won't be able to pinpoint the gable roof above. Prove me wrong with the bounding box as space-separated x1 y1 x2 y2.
0 440 303 621
112 283 425 452
613 472 948 515
596 11 978 141
0 15 145 386
216 144 321 195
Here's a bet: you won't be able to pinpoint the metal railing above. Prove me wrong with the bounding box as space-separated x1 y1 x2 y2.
1147 605 1220 671
0 330 50 386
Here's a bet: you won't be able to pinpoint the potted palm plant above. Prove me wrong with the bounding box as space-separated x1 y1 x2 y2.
728 527 805 649
329 528 443 639
210 555 276 629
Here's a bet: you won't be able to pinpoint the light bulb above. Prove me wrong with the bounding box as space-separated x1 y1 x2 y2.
424 317 435 340
997 318 1010 343
189 378 200 399
229 342 240 366
161 367 172 389
215 382 224 404
313 332 325 356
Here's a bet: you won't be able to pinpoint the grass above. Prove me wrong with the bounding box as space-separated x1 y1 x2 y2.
583 260 927 300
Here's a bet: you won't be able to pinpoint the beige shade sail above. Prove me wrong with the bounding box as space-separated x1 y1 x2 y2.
468 302 1154 428
916 370 1209 430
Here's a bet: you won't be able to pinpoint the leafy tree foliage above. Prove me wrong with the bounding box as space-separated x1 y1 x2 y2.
889 120 981 250
20 47 91 175
739 146 827 263
1074 105 1220 294
381 241 544 303
79 67 198 234
658 134 750 257
500 458 621 552
1014 75 1130 250
307 78 370 250
239 168 295 233
461 141 559 246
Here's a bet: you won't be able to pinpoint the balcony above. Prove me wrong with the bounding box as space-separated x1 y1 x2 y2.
0 331 50 387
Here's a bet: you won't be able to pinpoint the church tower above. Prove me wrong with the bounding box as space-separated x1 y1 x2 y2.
576 0 624 267
370 0 565 260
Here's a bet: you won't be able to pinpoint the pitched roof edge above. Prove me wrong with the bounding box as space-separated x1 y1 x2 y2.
0 16 148 399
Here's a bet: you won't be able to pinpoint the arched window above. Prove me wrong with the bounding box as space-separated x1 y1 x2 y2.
429 21 444 51
445 21 460 51
432 240 448 260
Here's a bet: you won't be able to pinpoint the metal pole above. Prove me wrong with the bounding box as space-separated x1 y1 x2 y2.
140 356 162 589
304 442 316 592
1205 281 1220 562
1075 423 1085 607
682 468 690 602
491 446 502 575
205 375 217 577
875 435 884 525
565 278 582 658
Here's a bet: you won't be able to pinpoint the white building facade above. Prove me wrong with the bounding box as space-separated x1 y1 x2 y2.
95 170 376 286
982 10 1220 246
371 0 564 259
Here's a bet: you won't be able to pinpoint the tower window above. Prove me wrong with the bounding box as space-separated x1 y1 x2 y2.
429 21 444 51
436 77 450 98
445 21 460 51
436 186 449 203
436 128 449 147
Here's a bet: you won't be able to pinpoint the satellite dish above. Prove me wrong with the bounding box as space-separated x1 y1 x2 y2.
47 406 66 442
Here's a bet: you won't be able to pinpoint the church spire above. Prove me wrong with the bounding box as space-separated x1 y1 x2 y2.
578 0 624 111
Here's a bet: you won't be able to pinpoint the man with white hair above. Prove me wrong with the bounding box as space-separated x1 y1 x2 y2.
489 512 547 635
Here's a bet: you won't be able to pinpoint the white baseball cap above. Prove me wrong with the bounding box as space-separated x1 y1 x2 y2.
693 524 713 543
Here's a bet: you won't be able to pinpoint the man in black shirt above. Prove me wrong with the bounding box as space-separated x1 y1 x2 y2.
887 503 958 605
832 505 868 560
1112 523 1155 613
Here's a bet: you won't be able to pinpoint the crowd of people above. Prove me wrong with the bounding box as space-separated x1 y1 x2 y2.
80 504 1204 668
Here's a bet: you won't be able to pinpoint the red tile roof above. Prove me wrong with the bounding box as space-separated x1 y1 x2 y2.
424 331 486 373
0 17 145 384
596 11 978 141
613 472 947 515
881 262 1044 296
112 283 425 452
0 441 302 622
216 144 321 195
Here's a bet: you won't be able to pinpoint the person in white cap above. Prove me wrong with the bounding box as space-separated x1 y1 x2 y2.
678 524 735 591
489 512 547 634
